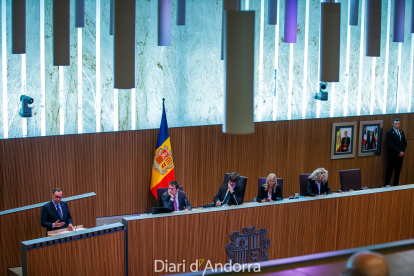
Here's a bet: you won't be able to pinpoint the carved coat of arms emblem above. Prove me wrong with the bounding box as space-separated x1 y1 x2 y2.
153 146 174 175
226 226 270 264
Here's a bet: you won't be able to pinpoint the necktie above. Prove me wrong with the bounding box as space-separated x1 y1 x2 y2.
174 196 178 211
222 191 231 205
56 204 63 220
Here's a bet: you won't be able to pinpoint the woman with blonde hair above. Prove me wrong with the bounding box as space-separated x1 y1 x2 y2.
306 168 331 196
257 173 282 202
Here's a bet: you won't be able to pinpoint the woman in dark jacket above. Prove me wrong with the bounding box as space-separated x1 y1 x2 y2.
306 168 331 196
257 173 282 202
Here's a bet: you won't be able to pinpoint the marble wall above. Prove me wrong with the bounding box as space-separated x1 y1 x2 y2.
0 0 413 139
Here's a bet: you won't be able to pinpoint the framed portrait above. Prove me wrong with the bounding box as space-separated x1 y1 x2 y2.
358 120 383 157
331 122 357 159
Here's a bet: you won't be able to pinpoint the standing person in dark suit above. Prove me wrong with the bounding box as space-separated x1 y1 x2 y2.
41 188 73 232
385 118 408 186
366 131 376 150
162 180 192 211
341 131 351 152
306 168 331 196
213 172 244 206
257 173 282 202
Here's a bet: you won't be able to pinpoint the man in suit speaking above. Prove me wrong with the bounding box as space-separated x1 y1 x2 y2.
385 118 408 186
41 188 73 232
162 181 192 211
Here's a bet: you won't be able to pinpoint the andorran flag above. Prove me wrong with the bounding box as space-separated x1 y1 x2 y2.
150 99 175 198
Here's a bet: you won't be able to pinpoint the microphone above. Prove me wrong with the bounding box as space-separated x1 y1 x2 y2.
185 198 192 211
91 219 94 228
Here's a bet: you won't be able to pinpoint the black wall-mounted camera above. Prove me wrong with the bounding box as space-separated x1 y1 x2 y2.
315 82 329 101
19 95 34 118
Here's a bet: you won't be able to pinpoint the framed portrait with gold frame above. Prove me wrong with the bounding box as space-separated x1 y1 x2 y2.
331 122 357 159
358 120 383 157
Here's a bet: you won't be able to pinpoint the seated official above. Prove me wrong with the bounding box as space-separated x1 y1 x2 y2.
41 188 73 232
162 180 192 211
213 172 244 206
306 168 331 196
257 173 282 202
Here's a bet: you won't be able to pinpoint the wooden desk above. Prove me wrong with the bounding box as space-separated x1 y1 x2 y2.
123 185 414 276
21 223 125 276
0 193 96 276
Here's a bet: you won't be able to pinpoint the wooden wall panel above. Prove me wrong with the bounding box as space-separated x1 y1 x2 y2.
0 195 95 276
26 230 124 276
126 187 414 275
0 113 413 217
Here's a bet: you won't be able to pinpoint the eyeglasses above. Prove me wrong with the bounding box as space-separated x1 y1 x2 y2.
268 181 276 184
54 196 62 199
229 179 238 183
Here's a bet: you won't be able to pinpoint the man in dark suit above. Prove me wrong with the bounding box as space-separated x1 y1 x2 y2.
213 172 244 206
162 181 192 211
341 131 351 152
385 119 408 186
366 131 376 150
41 188 73 232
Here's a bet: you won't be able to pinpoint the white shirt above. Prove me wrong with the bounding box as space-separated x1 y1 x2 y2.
267 191 272 200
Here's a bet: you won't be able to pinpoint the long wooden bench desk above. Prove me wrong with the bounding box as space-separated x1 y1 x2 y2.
123 185 414 275
0 193 96 276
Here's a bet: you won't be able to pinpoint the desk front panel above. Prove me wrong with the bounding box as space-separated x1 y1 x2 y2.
126 187 414 275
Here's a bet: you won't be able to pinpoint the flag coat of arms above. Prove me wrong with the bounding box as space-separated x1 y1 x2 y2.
150 100 175 198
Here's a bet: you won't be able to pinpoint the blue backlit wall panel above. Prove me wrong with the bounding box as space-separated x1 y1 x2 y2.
45 0 59 136
372 0 390 115
26 0 41 137
304 0 320 119
64 0 78 135
290 0 306 120
0 0 413 140
6 0 23 139
398 0 412 113
100 0 114 132
334 0 349 118
275 0 289 121
82 0 96 134
261 0 277 122
347 0 362 117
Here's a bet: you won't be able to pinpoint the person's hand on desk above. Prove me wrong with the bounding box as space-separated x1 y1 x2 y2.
261 199 267 202
68 224 73 231
54 219 65 228
216 200 221 206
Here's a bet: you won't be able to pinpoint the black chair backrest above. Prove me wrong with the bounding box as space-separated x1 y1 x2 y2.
300 174 311 196
340 169 362 191
258 177 283 195
157 187 183 207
